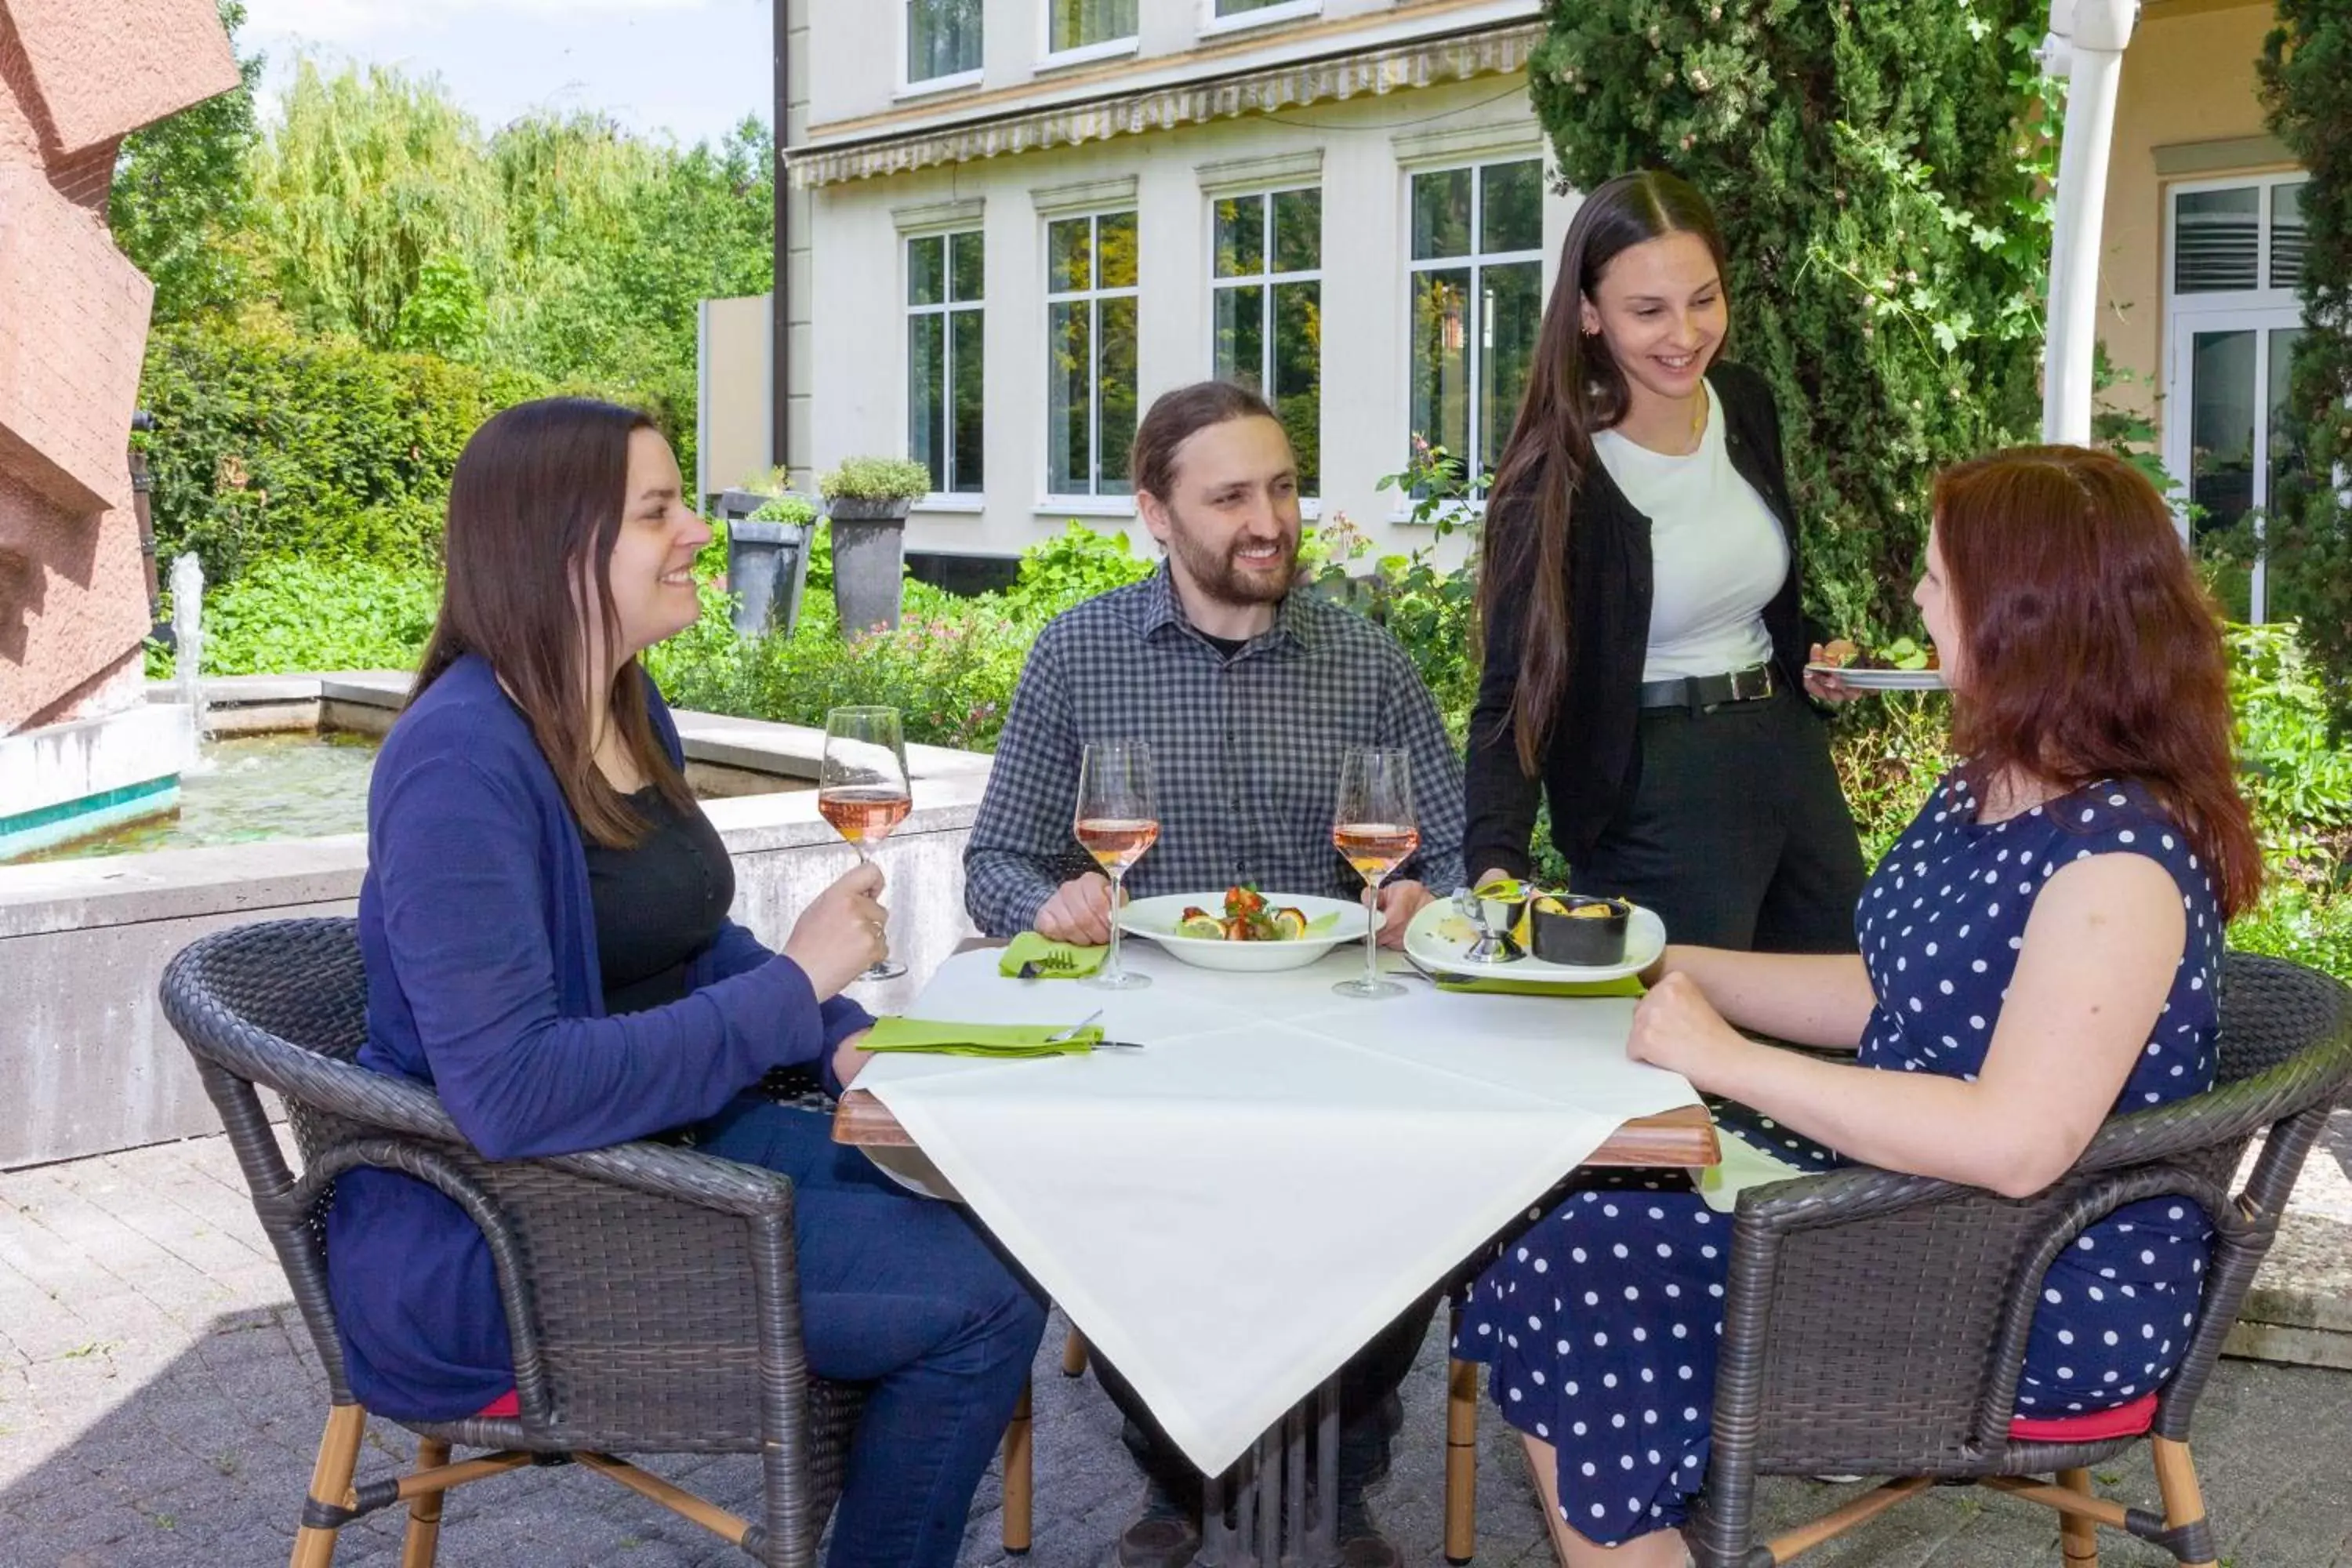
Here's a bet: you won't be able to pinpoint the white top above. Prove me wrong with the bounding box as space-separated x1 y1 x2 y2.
857 946 1701 1475
1594 383 1789 683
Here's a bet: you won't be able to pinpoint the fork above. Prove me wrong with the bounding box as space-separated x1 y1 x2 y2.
1044 1008 1105 1043
1017 949 1082 979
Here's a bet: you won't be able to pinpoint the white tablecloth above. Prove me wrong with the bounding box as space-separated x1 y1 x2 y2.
857 945 1702 1475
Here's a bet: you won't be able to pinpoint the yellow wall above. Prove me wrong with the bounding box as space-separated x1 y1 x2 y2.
2100 0 2292 423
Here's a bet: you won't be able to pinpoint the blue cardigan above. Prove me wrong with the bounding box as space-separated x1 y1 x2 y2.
325 653 873 1420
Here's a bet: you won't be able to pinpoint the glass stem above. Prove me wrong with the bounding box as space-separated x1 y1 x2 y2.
1362 879 1381 987
1105 871 1126 979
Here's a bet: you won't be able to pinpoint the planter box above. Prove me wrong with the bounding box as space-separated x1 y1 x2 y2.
828 496 916 635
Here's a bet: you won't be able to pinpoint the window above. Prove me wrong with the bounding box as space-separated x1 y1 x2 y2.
1046 210 1138 497
909 230 985 497
906 0 982 85
1406 158 1544 494
1050 0 1137 54
2161 172 2308 621
1210 0 1315 18
1211 187 1321 497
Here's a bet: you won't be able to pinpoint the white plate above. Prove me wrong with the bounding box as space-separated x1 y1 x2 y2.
1806 662 1947 691
1119 892 1371 972
1404 898 1667 985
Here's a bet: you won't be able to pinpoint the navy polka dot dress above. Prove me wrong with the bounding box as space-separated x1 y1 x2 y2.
1452 771 2222 1544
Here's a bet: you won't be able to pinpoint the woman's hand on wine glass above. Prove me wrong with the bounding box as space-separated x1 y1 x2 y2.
783 862 889 1000
1036 873 1116 944
1374 880 1433 948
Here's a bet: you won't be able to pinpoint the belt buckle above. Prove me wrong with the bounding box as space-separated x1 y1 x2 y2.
1732 664 1773 702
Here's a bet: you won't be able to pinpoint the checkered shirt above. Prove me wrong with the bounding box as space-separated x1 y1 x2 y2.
964 563 1468 935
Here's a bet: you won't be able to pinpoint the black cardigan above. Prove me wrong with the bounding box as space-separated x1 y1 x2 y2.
1463 361 1813 881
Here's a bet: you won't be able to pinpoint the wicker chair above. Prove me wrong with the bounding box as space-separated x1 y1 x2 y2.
159 916 1036 1568
1441 950 2352 1568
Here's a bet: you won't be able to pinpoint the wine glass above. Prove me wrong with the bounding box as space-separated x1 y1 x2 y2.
818 706 911 982
1330 748 1417 1000
1073 739 1160 992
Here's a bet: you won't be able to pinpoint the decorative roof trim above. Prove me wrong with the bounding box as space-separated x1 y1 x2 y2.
892 197 986 234
787 23 1543 190
1031 174 1142 217
1196 147 1324 198
1389 118 1542 169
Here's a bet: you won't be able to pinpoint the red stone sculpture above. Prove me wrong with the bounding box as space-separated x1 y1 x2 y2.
0 0 239 736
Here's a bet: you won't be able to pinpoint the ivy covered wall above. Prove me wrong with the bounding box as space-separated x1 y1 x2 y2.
1527 0 2051 641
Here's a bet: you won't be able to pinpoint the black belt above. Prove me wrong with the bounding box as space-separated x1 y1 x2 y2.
1637 662 1777 712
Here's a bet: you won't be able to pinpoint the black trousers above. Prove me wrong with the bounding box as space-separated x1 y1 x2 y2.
1091 1288 1443 1511
1574 686 1865 953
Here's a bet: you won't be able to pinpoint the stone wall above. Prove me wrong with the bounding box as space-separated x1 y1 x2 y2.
0 0 238 735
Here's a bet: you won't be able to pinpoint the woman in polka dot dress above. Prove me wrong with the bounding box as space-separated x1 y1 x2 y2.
1454 446 2267 1568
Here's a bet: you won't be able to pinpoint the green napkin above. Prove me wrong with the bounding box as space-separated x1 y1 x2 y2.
1693 1128 1808 1212
862 1016 1103 1058
997 931 1109 979
1432 973 1647 998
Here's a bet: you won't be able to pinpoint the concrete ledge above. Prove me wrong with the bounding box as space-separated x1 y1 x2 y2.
5 676 999 1169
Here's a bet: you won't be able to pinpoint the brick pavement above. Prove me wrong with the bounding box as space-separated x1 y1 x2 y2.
4 1134 2351 1568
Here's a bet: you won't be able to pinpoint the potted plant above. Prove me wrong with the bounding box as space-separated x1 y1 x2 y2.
719 471 818 638
819 456 931 635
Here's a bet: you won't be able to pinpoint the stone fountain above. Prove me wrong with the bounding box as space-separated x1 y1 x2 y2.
0 0 241 859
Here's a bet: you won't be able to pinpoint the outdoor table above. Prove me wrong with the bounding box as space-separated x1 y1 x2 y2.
833 940 1718 1568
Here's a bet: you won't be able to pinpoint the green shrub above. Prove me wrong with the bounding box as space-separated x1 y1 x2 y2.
996 523 1156 622
140 314 549 583
150 555 441 677
819 456 932 503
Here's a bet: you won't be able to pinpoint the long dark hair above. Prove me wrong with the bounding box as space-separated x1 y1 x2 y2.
1934 446 2261 920
412 397 693 848
1476 169 1730 774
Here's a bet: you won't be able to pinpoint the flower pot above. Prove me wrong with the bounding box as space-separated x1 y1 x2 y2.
724 518 810 637
827 496 913 635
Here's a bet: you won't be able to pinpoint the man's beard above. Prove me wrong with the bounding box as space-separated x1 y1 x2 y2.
1163 508 1298 610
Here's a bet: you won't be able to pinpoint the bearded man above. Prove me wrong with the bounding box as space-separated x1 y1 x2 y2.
965 379 1465 948
960 379 1466 1568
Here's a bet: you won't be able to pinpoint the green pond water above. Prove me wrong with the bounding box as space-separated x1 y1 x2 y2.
26 731 380 862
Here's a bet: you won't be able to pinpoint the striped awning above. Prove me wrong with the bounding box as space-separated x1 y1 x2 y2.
786 22 1544 189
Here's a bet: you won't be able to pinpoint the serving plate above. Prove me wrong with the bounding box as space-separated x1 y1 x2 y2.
1404 898 1666 986
1118 891 1370 972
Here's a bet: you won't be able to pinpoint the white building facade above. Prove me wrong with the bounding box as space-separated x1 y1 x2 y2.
786 0 1567 572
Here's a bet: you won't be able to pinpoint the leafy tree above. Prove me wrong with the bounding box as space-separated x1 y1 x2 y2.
108 1 262 321
1527 0 2050 639
2257 2 2352 715
249 59 504 350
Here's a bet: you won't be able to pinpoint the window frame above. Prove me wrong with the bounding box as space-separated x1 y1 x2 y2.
1038 0 1140 71
1402 155 1547 515
2159 170 2310 619
905 227 987 504
1199 0 1321 40
898 0 984 96
1208 183 1323 500
1043 208 1142 504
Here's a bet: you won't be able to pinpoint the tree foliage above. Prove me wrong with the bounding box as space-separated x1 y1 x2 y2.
2258 2 2352 716
1527 0 2051 639
113 18 777 584
108 2 263 322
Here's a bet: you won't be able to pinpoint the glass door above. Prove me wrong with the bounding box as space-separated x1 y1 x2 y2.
2165 310 2303 622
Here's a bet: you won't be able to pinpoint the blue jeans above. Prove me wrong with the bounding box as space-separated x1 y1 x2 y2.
695 1095 1048 1568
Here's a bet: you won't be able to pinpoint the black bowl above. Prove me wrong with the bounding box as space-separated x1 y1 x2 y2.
1530 896 1631 967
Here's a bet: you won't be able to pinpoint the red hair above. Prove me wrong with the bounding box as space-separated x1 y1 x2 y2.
1934 445 2261 920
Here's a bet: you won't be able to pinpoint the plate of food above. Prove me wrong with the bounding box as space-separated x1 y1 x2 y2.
1405 884 1667 985
1118 885 1371 972
1806 636 1947 691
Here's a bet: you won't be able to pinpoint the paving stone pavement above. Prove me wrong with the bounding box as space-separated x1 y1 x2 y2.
5 1134 2352 1568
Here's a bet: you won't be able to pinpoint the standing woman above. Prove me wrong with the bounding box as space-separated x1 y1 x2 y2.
326 397 1047 1568
1466 170 1864 950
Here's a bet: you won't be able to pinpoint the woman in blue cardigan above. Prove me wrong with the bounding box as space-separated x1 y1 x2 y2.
326 397 1047 1567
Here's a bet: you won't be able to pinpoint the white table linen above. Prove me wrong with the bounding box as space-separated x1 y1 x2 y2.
856 946 1702 1475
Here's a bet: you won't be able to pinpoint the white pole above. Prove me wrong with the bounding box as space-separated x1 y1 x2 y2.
2040 0 2141 445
